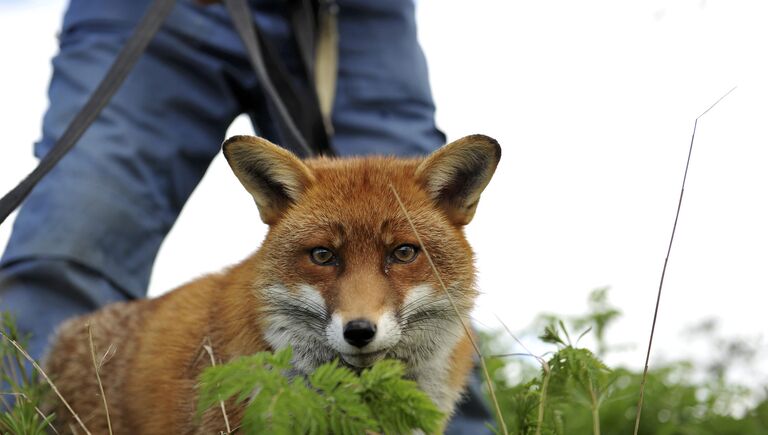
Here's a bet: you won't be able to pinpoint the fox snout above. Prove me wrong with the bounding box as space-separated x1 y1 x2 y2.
343 318 377 348
325 310 402 368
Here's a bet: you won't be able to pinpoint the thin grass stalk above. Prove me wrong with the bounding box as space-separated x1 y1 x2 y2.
589 378 600 435
87 324 113 435
202 338 232 434
1 317 28 384
632 86 736 435
97 344 116 372
534 364 551 435
494 315 550 435
0 332 92 435
3 351 21 388
389 184 509 435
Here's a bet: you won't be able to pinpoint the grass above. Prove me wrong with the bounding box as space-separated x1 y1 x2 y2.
201 336 232 433
480 289 768 435
633 85 737 434
0 314 59 435
1 328 91 434
87 323 113 435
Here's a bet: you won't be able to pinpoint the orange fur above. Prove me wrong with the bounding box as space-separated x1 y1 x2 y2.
44 134 501 434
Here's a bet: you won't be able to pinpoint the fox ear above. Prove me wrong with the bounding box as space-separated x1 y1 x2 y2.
415 134 501 225
223 135 314 225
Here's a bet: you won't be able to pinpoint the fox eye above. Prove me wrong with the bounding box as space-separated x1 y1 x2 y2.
391 244 419 264
310 247 337 266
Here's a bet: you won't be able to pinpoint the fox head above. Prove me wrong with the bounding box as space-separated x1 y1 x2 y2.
223 135 500 372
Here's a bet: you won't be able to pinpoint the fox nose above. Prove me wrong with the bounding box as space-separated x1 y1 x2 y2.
343 319 377 348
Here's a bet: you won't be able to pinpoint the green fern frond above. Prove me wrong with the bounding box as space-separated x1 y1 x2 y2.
198 348 443 434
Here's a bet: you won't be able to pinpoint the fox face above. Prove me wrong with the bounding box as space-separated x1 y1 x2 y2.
223 135 501 377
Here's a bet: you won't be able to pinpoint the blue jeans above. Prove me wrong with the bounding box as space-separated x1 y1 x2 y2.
0 0 489 432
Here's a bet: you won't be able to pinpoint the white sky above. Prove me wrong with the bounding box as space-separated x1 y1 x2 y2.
1 0 766 381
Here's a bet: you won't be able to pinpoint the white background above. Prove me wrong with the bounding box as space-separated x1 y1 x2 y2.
1 0 766 382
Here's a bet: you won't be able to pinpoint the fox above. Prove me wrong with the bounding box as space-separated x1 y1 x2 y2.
43 133 501 434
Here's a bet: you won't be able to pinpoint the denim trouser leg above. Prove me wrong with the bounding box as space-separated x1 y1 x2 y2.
0 8 245 359
332 0 446 155
0 260 128 360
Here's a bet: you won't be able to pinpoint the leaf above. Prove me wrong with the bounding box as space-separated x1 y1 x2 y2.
198 348 441 435
539 324 566 346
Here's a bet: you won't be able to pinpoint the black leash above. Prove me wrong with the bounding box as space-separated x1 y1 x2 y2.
0 0 335 226
225 0 335 158
0 0 177 226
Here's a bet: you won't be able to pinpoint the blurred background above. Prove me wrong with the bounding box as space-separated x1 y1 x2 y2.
1 0 766 406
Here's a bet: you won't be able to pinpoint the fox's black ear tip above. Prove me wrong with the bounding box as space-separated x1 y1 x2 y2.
222 135 251 157
465 133 498 144
464 134 501 161
222 136 285 161
222 135 258 150
442 134 501 166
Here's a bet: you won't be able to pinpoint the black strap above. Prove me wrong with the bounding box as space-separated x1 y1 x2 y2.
0 0 177 225
0 0 334 226
224 0 335 158
288 0 318 81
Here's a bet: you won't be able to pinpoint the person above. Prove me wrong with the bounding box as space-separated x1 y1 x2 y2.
0 0 492 432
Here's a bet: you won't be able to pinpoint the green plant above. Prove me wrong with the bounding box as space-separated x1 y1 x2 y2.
197 347 443 434
484 289 768 435
0 313 55 435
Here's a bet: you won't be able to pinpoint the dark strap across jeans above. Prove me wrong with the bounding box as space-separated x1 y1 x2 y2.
0 0 333 226
0 0 176 225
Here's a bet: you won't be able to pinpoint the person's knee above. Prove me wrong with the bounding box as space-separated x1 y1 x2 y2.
0 257 131 360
